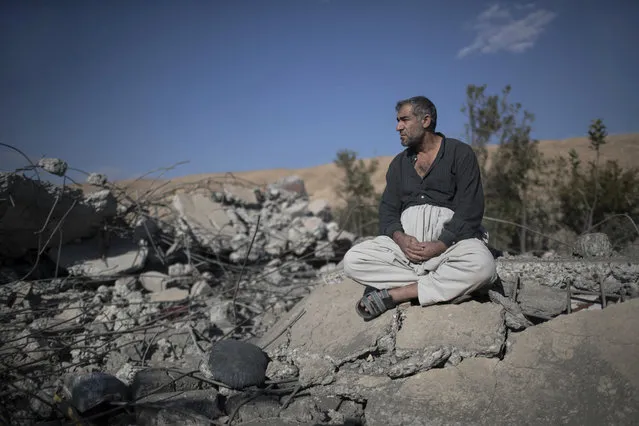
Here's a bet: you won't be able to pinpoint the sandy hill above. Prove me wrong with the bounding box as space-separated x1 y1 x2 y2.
110 133 639 207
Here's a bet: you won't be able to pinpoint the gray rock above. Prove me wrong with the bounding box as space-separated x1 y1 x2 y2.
62 371 130 413
575 232 614 257
488 290 533 330
83 189 117 217
37 157 68 176
518 283 567 318
87 172 108 186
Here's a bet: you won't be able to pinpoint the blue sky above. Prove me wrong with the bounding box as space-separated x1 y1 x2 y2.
1 0 638 181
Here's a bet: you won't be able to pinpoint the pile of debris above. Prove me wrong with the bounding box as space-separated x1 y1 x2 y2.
0 158 357 425
1 156 638 425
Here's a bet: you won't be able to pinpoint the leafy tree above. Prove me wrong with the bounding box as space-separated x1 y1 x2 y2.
333 149 381 236
461 84 508 175
586 118 607 231
462 84 546 254
554 119 639 248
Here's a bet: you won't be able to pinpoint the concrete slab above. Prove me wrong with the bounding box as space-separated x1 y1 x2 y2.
258 278 395 365
50 235 147 277
395 301 506 359
366 299 639 425
172 193 235 249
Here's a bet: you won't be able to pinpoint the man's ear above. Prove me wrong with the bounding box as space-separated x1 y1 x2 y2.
422 115 431 129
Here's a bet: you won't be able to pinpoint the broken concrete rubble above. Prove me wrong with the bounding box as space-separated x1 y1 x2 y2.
0 172 118 259
2 162 639 425
365 299 639 426
50 235 148 277
37 158 68 176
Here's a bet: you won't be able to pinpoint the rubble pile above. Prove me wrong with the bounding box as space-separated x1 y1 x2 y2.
1 157 638 425
0 161 357 425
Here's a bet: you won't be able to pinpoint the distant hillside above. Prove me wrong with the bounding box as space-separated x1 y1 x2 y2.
108 133 639 207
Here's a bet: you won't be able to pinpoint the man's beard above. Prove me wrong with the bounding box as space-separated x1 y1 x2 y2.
401 131 424 148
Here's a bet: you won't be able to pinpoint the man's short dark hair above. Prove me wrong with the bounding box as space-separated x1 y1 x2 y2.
395 96 437 132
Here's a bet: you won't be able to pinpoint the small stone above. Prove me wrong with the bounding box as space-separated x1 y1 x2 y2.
168 263 194 277
37 158 68 176
86 173 108 186
114 277 138 296
574 232 614 257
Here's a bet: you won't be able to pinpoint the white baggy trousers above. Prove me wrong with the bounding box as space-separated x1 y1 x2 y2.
343 204 497 306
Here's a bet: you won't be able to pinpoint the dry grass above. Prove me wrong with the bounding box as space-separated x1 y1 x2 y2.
96 133 639 207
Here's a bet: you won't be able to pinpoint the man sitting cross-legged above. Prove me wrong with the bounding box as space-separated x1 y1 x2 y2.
342 96 498 321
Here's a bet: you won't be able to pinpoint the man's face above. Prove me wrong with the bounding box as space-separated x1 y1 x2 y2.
396 104 429 148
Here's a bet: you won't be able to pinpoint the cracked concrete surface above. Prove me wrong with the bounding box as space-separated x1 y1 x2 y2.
261 278 639 425
260 279 509 387
367 298 639 425
258 278 395 367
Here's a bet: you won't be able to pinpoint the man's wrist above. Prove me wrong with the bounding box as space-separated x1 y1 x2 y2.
392 231 404 243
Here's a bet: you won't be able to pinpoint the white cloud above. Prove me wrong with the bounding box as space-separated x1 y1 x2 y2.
457 3 557 59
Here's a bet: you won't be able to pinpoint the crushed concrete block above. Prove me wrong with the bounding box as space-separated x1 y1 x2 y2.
518 283 567 318
86 173 108 186
37 158 67 176
366 357 499 426
291 351 337 387
395 301 506 360
307 199 331 221
0 172 115 258
223 184 262 206
387 346 451 379
139 271 170 293
257 278 394 365
365 299 639 426
83 189 117 217
50 235 148 277
172 193 236 251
